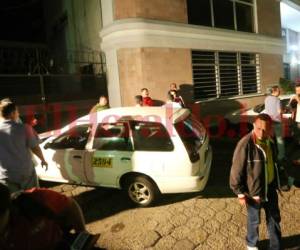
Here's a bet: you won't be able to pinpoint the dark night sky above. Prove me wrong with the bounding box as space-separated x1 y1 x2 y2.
0 0 46 43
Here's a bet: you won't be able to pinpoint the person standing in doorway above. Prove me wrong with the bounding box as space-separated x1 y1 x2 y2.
0 102 47 192
230 114 282 250
264 85 285 161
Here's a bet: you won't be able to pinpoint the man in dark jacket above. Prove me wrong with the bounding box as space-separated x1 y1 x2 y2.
230 113 281 250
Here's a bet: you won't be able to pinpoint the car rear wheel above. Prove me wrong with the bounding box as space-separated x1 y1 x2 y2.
125 176 160 207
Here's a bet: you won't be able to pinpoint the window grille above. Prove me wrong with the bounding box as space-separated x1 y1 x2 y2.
192 50 260 100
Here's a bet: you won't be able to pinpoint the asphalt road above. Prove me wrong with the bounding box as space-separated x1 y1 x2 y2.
46 137 300 250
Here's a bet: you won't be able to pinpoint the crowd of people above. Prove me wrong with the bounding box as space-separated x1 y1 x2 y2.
88 83 185 112
133 83 185 108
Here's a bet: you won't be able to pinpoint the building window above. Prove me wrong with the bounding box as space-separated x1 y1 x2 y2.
192 50 261 100
187 0 212 26
187 0 255 33
213 0 235 30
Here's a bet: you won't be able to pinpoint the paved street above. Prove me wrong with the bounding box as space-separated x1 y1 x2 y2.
46 137 300 250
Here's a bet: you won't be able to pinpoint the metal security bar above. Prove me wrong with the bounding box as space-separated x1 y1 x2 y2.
192 51 217 99
192 50 260 100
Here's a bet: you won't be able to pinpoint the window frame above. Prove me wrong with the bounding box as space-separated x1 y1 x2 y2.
130 121 174 152
187 0 257 33
92 122 134 151
48 124 91 150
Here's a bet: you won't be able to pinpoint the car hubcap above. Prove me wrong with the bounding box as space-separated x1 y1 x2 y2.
128 182 151 204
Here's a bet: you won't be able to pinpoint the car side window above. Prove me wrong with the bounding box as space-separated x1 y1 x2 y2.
93 123 133 151
49 125 90 150
132 121 174 151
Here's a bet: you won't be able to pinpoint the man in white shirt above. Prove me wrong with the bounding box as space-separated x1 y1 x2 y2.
264 85 284 160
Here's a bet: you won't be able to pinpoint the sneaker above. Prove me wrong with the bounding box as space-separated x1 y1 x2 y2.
247 246 258 250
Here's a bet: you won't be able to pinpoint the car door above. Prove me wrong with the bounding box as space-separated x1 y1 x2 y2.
84 122 133 187
130 121 176 176
36 125 91 183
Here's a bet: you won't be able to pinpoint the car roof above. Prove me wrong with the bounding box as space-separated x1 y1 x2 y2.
76 107 190 126
39 107 191 139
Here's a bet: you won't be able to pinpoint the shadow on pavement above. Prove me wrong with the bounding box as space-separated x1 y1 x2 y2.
258 234 300 250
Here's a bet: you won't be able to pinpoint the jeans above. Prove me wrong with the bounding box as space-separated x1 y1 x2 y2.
246 185 281 249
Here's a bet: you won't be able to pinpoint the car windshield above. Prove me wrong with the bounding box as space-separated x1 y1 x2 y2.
174 115 206 162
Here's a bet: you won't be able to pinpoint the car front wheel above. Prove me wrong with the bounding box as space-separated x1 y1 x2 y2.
125 176 159 207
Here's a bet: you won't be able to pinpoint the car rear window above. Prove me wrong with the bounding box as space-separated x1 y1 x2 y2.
175 115 206 162
131 121 174 151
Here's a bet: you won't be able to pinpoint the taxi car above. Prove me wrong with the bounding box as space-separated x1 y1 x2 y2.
35 107 212 206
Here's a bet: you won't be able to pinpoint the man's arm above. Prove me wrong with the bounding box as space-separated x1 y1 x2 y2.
31 145 48 170
25 124 48 169
229 139 248 198
89 104 97 114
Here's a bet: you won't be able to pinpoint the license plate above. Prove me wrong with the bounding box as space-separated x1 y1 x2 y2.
92 157 112 168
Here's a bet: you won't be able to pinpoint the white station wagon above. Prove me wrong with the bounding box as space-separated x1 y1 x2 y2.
35 107 212 206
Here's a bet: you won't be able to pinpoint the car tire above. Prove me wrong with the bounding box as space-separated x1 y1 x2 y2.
125 175 160 207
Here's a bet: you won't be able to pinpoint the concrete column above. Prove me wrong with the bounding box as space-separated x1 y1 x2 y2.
105 49 122 107
101 0 114 26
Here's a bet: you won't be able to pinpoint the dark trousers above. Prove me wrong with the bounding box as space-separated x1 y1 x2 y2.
246 185 281 249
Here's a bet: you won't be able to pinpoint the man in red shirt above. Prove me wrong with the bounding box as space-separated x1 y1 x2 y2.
141 88 154 106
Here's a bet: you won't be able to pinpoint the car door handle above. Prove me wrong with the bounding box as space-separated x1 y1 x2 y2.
73 155 82 159
121 157 131 161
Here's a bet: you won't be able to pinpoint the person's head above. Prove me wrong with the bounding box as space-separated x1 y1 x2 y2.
0 102 19 121
271 85 280 97
98 96 108 106
141 88 149 98
169 90 177 98
253 113 272 140
134 95 143 106
0 184 11 234
170 83 177 91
